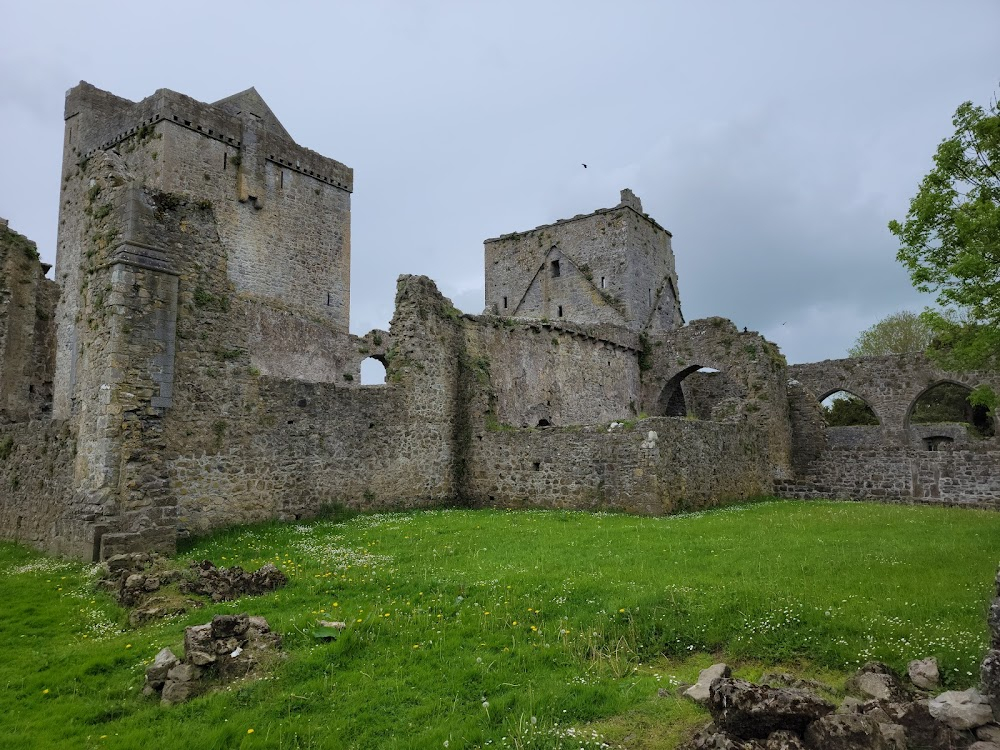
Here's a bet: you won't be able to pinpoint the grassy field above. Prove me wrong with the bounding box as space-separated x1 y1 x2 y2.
1 499 998 749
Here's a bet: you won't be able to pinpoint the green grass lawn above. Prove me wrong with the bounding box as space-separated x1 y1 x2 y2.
1 499 998 749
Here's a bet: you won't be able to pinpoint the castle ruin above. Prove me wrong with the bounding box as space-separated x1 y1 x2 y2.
1 82 998 561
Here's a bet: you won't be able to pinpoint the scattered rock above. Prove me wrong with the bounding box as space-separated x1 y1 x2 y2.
978 725 1000 743
970 742 1000 750
803 713 890 750
181 561 288 602
929 688 994 731
708 678 834 739
909 657 940 690
142 648 179 695
684 663 732 704
845 663 910 703
148 614 281 705
875 698 971 750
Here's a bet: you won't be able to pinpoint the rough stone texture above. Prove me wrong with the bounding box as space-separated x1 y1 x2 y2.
910 657 941 690
803 713 893 750
181 561 287 602
845 663 910 703
153 614 280 704
684 663 733 704
2 80 998 560
708 678 835 739
0 220 58 423
484 188 683 334
929 689 995 731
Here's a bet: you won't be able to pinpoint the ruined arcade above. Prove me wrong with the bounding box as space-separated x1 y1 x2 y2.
1 82 998 562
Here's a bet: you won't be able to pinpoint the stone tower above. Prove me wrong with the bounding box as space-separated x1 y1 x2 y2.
53 82 354 419
483 189 683 333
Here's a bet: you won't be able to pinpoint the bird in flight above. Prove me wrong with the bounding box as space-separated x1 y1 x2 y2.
582 163 587 168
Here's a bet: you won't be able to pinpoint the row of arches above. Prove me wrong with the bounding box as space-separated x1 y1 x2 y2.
821 381 995 438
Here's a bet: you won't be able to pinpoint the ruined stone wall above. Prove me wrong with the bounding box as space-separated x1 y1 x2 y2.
467 317 643 427
463 418 772 514
483 191 682 332
776 445 1000 509
168 275 465 534
788 355 1000 445
642 318 793 478
0 420 75 551
0 220 58 423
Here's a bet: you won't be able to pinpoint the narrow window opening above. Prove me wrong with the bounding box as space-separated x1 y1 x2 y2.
648 288 653 304
551 259 560 278
503 296 508 309
600 276 605 288
280 170 284 188
326 292 332 306
557 305 563 318
223 152 227 171
360 357 387 385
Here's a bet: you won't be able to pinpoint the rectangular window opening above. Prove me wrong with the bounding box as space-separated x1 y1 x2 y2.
600 276 605 288
503 296 508 309
557 305 564 318
326 292 332 306
551 259 560 278
223 152 227 171
648 288 653 304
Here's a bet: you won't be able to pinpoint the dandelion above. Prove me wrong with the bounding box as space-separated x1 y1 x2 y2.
247 728 254 734
42 689 49 694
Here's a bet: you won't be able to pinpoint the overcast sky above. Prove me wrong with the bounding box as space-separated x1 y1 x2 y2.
2 1 997 364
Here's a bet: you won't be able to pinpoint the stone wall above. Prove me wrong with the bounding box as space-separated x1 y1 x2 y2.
468 317 642 427
464 417 772 514
0 220 58 423
0 420 75 552
788 355 1000 445
776 444 1000 509
483 190 683 333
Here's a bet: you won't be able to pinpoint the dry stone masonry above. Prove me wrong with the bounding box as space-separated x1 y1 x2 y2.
0 81 997 561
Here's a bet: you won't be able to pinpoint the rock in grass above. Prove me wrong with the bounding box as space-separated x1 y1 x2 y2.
844 663 909 702
929 688 995 731
908 657 940 690
684 663 732 704
803 712 902 749
708 678 834 739
143 648 179 694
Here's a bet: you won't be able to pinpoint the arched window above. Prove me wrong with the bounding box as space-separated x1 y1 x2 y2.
656 365 736 420
360 357 387 385
820 390 879 426
908 381 995 437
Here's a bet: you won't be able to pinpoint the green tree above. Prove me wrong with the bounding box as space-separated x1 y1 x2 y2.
848 310 933 357
823 393 879 426
889 94 1000 370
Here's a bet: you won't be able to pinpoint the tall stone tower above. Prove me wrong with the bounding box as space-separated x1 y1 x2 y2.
483 189 683 333
49 82 355 558
53 82 354 418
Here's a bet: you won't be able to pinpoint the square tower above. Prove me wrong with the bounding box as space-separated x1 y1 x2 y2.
483 189 683 333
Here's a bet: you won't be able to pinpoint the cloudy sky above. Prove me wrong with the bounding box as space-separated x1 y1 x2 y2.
2 1 997 364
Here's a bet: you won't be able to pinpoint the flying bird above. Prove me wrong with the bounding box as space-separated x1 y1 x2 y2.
582 163 587 168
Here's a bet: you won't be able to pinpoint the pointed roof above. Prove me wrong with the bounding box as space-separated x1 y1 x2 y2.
212 87 292 141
